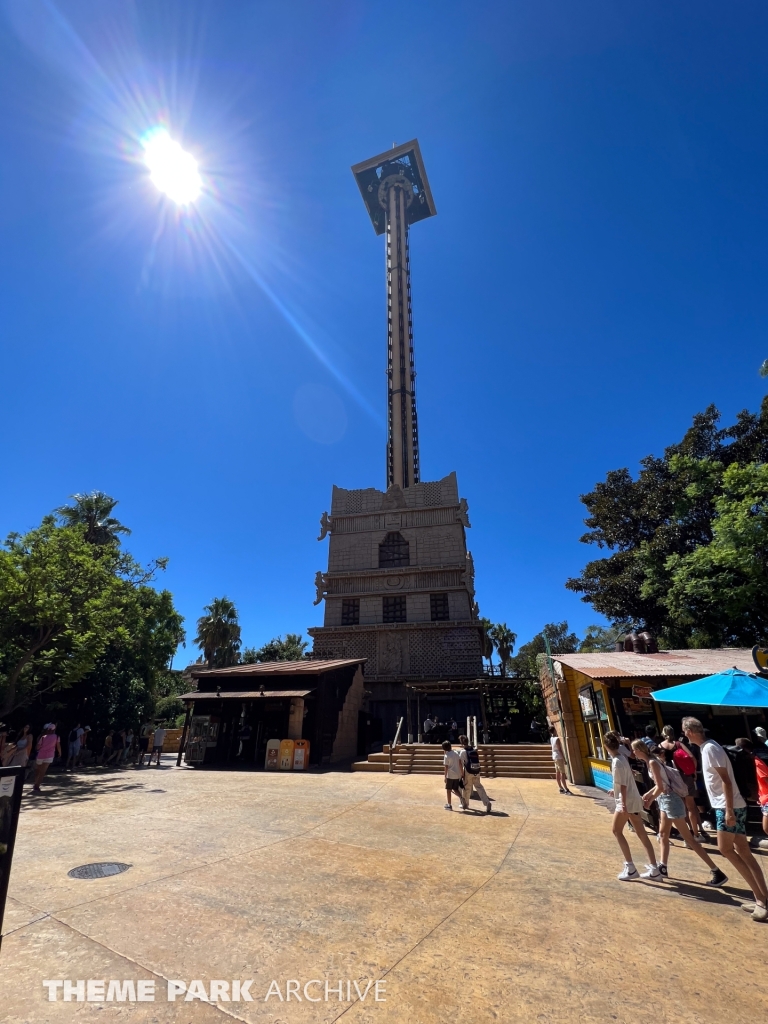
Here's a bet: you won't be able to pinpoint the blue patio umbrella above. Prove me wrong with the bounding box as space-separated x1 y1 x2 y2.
651 668 768 708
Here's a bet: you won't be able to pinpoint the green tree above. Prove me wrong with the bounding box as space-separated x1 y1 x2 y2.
508 622 580 717
246 633 308 662
194 598 241 668
566 400 768 637
55 491 131 546
656 463 768 647
0 516 169 717
478 617 495 672
488 623 517 677
578 621 633 652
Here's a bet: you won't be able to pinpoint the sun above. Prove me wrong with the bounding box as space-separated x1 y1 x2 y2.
141 127 202 205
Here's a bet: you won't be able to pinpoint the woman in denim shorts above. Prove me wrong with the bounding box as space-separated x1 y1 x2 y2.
631 740 726 886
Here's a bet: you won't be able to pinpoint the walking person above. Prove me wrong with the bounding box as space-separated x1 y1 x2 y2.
108 729 125 765
458 734 491 813
9 725 31 768
32 724 61 793
65 722 84 770
659 726 707 841
442 740 464 810
138 722 152 765
603 732 660 880
423 716 434 743
754 750 768 851
100 730 113 765
630 740 727 886
683 716 768 921
548 725 572 795
150 725 166 766
122 728 135 764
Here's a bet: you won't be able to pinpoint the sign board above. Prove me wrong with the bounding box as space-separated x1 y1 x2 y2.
622 697 654 714
632 685 654 699
0 767 24 952
265 738 280 770
292 740 310 771
279 739 295 771
578 686 597 720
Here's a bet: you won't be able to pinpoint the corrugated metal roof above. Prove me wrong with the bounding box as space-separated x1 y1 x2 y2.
188 658 365 678
553 648 755 679
180 689 315 701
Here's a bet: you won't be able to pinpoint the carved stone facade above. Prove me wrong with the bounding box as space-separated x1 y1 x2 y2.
308 471 484 686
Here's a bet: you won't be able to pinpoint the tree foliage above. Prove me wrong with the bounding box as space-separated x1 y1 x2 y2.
194 597 241 668
0 516 171 717
507 622 580 717
566 399 768 645
55 491 131 546
488 623 517 677
243 633 308 663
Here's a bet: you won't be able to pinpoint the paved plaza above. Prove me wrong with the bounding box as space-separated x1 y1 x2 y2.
3 761 767 1023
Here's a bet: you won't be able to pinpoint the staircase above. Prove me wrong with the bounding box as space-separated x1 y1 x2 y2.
351 744 556 779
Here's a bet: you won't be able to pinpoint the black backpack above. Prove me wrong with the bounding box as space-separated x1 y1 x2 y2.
725 746 757 802
68 728 79 743
464 746 481 775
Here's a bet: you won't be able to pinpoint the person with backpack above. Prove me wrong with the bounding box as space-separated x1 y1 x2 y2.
630 740 726 887
659 725 708 841
458 734 491 813
683 716 767 921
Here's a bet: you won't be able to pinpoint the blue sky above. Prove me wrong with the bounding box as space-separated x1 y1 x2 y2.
2 1 768 660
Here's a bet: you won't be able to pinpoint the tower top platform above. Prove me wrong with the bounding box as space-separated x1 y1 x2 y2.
351 139 437 236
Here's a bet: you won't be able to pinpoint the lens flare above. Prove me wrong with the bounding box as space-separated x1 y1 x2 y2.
142 127 201 205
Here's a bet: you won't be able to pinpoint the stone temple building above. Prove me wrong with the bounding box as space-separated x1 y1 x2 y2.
308 141 484 740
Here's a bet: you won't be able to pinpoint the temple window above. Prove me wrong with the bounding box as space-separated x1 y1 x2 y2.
378 532 410 568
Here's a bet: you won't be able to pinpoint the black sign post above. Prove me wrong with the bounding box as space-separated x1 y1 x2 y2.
0 766 24 954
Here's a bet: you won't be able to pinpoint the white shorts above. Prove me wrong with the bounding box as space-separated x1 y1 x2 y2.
36 758 53 765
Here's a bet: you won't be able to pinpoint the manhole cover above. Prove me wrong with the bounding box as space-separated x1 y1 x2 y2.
68 862 131 880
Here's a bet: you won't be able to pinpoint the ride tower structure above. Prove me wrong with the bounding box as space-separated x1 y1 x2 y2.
309 141 484 744
351 141 436 491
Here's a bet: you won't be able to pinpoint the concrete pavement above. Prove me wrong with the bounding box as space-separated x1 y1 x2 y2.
2 759 766 1023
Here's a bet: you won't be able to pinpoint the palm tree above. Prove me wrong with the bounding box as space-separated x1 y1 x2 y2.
479 617 495 673
489 623 517 678
760 360 768 378
194 598 242 668
55 491 131 545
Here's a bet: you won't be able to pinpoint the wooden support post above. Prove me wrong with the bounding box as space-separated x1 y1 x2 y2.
176 704 192 767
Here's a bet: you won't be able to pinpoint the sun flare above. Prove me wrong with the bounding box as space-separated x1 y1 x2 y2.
142 128 201 205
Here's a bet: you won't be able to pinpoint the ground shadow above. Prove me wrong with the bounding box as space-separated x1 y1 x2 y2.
668 879 752 906
20 772 149 811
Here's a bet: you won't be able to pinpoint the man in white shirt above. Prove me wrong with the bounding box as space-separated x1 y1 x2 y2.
683 717 767 921
150 726 166 767
442 741 464 811
604 731 660 881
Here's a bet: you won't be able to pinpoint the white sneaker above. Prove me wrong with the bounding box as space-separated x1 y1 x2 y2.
640 865 661 879
618 864 639 881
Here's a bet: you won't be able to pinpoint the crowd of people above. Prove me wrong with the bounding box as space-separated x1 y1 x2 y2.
604 717 768 922
0 720 169 794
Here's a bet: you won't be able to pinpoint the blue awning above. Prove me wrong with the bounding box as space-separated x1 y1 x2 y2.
651 668 768 708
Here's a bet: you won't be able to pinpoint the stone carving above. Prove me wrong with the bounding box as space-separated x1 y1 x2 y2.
457 498 471 528
313 571 328 606
378 631 409 675
381 484 407 510
462 551 475 599
317 511 333 541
